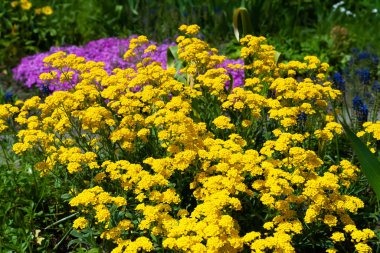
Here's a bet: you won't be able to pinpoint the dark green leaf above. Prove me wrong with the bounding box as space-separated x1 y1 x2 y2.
342 122 380 200
87 248 100 253
166 45 178 69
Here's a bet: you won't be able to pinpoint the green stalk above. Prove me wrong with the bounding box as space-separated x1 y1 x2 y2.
0 140 11 170
45 212 78 229
334 135 340 162
53 227 73 251
371 93 379 123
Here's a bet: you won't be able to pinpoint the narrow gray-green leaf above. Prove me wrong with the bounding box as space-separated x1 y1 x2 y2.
342 122 380 199
233 7 252 41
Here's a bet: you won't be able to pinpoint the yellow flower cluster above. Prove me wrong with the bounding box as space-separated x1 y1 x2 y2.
234 35 342 133
11 0 32 10
37 6 53 15
358 121 380 140
123 35 150 60
176 24 225 76
213 115 234 130
5 24 376 252
240 35 276 76
357 121 380 153
314 122 343 141
11 0 53 15
0 104 19 133
343 225 376 252
179 24 201 35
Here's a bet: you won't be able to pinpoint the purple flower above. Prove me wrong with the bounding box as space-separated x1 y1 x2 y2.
13 36 243 93
13 37 175 91
217 58 245 89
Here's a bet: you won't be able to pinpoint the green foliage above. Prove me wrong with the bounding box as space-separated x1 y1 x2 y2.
0 0 57 69
0 132 86 252
2 0 380 75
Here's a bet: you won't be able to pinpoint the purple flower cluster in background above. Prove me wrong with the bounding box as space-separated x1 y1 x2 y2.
12 36 245 92
217 58 245 88
12 37 174 92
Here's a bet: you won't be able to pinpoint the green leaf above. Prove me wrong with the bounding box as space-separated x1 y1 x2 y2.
167 45 186 82
87 248 100 253
128 0 140 15
115 5 123 13
274 51 281 64
232 7 252 41
166 45 178 69
342 122 380 200
61 193 72 200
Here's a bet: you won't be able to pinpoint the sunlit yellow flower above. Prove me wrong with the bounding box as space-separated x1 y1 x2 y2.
41 6 53 15
20 0 32 10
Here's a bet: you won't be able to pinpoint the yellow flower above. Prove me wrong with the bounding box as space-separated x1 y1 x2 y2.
212 115 234 130
34 8 42 15
323 215 338 227
144 44 157 54
351 228 376 243
20 0 32 10
11 1 18 8
355 243 373 253
179 24 200 35
73 217 89 230
330 232 345 242
94 204 111 223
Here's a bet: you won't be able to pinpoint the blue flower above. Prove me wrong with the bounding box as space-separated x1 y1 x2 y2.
353 96 369 122
214 7 222 14
333 72 345 91
373 54 379 65
365 92 375 105
352 96 364 110
297 112 307 123
42 85 51 95
4 92 13 103
355 69 371 85
352 48 360 55
357 104 368 123
372 80 380 92
358 51 371 61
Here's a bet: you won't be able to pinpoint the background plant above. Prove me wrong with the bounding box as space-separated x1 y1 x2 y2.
0 0 55 69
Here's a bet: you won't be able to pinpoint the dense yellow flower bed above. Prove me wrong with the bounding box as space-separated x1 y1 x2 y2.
0 25 378 252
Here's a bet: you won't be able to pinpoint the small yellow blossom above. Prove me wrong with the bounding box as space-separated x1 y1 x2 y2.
73 217 89 230
213 115 234 130
41 6 53 15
